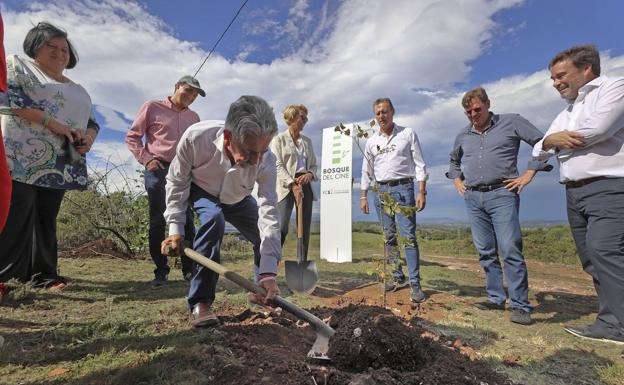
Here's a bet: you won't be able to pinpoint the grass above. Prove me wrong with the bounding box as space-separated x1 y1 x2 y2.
0 231 622 385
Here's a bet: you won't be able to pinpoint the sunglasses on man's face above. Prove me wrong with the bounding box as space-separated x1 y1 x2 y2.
464 107 483 115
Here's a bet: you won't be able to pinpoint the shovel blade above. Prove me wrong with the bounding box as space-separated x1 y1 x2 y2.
285 260 318 294
307 333 331 360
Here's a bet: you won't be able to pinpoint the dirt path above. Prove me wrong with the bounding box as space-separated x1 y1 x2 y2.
3 244 617 385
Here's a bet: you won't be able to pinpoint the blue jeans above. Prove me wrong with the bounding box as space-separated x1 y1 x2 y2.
464 187 532 312
187 184 262 307
373 182 421 285
144 166 195 279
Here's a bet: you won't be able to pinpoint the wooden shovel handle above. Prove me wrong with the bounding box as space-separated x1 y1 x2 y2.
165 245 334 338
297 198 303 239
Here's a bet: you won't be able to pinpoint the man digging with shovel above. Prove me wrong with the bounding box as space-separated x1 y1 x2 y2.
161 95 282 327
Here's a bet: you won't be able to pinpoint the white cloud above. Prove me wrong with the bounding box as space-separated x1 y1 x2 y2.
4 0 623 220
87 140 143 194
95 105 132 133
3 0 525 124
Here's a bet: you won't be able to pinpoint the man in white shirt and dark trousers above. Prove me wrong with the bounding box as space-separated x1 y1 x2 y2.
161 96 282 328
533 45 624 344
361 98 428 303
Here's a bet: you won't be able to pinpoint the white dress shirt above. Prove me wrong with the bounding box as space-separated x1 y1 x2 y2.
361 124 428 191
164 121 281 275
533 76 624 182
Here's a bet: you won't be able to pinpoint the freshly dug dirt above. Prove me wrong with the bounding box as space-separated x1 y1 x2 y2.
325 304 516 385
205 305 518 385
59 239 134 260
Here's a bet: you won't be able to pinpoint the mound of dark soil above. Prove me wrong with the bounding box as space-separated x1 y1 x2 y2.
60 239 134 260
325 304 517 385
328 305 434 371
204 305 518 385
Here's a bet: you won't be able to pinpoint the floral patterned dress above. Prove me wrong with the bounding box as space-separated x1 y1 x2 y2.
0 54 99 190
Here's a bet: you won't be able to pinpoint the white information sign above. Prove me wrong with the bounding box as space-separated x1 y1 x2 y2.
320 127 352 263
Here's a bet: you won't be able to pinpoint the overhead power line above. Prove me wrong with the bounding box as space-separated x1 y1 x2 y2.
193 0 249 78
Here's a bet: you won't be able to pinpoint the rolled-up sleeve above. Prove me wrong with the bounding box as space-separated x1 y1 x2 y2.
255 151 281 276
446 134 464 180
532 114 563 160
513 115 552 171
164 129 195 236
410 129 428 181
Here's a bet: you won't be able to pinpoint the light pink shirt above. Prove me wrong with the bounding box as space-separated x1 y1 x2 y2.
125 97 200 165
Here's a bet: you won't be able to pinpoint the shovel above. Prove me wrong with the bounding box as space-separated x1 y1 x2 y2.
165 244 334 360
285 199 319 294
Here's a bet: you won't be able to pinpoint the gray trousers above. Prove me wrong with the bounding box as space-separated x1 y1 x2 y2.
566 177 624 334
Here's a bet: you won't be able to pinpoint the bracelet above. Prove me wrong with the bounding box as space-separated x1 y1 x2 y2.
42 112 52 128
360 197 367 200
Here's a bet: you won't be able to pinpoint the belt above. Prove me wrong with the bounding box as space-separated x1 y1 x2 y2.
377 177 413 187
563 176 609 188
466 181 505 192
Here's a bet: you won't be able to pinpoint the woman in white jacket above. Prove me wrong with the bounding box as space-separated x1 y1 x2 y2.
271 104 318 259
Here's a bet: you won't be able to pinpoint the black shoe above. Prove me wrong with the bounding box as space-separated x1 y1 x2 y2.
385 279 409 292
510 309 532 325
410 285 426 303
151 275 168 287
474 301 505 311
564 325 624 345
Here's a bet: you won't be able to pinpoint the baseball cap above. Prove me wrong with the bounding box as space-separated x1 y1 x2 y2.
177 75 206 97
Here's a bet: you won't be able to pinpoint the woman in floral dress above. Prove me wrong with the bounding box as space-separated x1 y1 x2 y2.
0 22 99 290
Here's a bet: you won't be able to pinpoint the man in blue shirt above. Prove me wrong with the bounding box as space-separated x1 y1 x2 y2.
447 87 550 325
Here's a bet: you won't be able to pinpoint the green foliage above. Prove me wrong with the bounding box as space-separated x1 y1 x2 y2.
413 224 578 264
352 222 578 264
57 189 149 255
57 161 149 255
522 226 578 264
219 234 254 261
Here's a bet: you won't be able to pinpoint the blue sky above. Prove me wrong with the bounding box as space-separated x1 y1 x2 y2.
2 0 623 223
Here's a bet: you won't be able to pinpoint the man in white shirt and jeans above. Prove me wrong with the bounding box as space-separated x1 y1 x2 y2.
161 95 281 328
533 45 624 344
361 98 428 303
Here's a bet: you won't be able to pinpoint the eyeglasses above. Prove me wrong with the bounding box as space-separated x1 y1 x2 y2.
300 115 308 123
236 141 270 160
243 147 269 159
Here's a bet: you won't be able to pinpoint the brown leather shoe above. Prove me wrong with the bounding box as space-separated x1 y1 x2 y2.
190 303 219 328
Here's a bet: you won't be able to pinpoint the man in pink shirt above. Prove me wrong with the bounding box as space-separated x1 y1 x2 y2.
126 76 204 286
